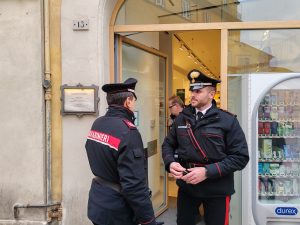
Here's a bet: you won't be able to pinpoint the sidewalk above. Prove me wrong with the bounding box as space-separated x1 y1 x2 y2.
157 197 205 225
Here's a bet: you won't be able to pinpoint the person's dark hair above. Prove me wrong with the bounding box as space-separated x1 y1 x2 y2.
106 92 134 105
169 95 184 108
207 86 217 92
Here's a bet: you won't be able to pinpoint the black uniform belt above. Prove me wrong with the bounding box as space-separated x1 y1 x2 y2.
94 176 121 193
180 162 205 169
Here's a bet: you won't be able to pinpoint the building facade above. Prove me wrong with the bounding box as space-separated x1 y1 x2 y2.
1 0 300 224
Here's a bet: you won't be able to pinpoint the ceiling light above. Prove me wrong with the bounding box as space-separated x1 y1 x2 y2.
179 42 184 51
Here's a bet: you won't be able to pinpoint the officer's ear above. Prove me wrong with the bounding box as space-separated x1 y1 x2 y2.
124 96 133 109
124 97 130 108
207 86 216 98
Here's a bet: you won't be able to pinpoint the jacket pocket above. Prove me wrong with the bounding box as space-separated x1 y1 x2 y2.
133 148 143 158
200 132 226 160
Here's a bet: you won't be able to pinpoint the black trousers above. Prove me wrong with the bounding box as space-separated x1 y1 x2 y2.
177 188 231 225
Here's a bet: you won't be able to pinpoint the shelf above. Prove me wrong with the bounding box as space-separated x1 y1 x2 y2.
259 193 300 197
258 119 300 122
258 194 300 202
259 174 300 178
259 159 300 163
258 135 300 138
260 104 300 107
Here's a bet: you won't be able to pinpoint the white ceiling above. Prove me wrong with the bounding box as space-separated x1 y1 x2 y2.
173 30 221 80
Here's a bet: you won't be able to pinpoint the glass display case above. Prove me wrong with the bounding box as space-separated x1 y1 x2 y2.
257 82 300 204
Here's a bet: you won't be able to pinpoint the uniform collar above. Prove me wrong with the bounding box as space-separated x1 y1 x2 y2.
106 105 135 123
195 104 212 116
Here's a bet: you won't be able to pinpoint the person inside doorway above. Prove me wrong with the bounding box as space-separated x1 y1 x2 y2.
168 95 185 128
162 69 249 225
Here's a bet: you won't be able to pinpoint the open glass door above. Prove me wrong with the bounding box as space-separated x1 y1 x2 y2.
116 35 168 215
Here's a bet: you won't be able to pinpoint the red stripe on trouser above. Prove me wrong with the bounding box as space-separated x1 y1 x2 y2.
224 196 230 225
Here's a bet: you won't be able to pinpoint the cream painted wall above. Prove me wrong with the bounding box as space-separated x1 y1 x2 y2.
0 0 45 223
61 0 118 224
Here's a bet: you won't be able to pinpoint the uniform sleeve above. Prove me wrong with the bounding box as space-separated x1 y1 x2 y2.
117 130 156 225
162 122 178 172
205 117 249 179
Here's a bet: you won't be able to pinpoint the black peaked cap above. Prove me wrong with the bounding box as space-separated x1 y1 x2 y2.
102 78 137 99
187 69 220 91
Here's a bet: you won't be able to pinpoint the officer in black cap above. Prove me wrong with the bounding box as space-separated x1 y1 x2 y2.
187 69 220 91
86 78 162 225
162 69 249 225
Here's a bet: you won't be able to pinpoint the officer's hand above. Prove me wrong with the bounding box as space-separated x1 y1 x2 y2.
181 167 207 184
169 162 185 179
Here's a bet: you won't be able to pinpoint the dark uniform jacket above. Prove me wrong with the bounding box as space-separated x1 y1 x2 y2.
86 105 156 225
162 104 249 197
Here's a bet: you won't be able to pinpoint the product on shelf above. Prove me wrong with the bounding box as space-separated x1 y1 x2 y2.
264 94 270 105
292 178 298 194
258 162 263 175
270 179 276 194
293 90 300 105
277 181 285 195
270 91 277 105
277 122 284 136
263 163 270 175
283 145 292 159
264 106 271 119
278 91 285 105
279 164 286 176
284 122 293 136
264 122 271 135
293 105 300 120
285 90 293 105
258 122 264 135
272 146 283 159
278 106 285 120
284 180 292 194
285 105 293 119
263 139 272 159
270 106 278 120
258 106 264 118
291 163 299 176
270 121 278 135
269 163 280 175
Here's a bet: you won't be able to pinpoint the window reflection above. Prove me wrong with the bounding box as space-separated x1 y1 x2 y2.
228 30 300 74
116 0 300 25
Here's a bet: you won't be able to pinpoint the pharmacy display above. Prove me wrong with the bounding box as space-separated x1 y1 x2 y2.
258 88 300 203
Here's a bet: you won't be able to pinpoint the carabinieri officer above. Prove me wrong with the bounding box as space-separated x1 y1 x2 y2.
85 78 158 225
162 69 249 225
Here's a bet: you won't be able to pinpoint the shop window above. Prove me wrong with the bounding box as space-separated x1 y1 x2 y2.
228 29 300 74
115 0 300 25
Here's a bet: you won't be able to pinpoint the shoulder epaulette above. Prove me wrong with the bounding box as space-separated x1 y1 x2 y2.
219 108 237 117
122 119 137 129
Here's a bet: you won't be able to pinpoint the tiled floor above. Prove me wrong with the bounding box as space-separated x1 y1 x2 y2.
156 197 205 225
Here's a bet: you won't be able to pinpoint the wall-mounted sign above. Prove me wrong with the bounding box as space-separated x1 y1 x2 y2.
61 84 99 117
146 139 158 158
72 19 89 30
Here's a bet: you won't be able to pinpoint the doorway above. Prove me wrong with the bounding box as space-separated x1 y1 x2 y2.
114 30 244 225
